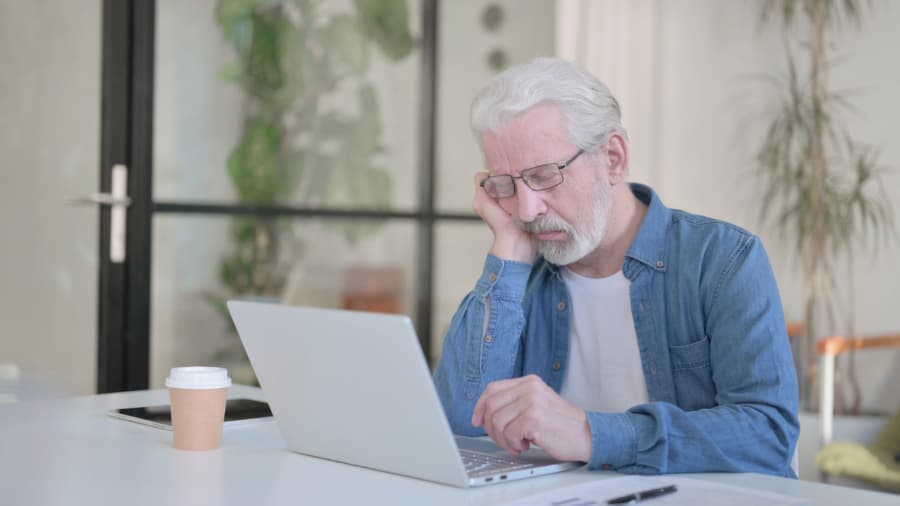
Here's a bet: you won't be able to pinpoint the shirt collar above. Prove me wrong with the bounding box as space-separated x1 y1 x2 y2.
625 183 670 272
536 183 671 275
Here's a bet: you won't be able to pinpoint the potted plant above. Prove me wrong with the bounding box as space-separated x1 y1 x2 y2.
754 0 894 411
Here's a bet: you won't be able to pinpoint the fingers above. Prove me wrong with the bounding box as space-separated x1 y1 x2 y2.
473 375 593 461
473 376 546 455
472 172 537 263
472 376 520 427
503 396 592 462
472 171 489 203
472 171 495 219
486 395 537 456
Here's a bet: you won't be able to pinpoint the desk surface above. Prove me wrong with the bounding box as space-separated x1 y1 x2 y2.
2 385 896 506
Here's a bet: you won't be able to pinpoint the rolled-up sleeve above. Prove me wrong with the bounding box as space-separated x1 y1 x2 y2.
433 254 532 435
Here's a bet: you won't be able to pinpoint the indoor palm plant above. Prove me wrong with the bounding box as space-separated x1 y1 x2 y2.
754 0 894 411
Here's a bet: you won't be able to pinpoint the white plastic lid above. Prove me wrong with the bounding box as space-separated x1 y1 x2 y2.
165 366 232 390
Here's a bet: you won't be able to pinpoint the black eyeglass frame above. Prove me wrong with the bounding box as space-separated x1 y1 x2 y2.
479 149 586 198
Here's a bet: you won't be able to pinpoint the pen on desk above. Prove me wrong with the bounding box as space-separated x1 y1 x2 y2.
606 484 677 504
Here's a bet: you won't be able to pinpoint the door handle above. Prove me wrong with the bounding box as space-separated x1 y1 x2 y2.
66 164 129 263
66 193 131 207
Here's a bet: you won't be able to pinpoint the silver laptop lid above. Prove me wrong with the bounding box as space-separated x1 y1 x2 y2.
227 301 470 487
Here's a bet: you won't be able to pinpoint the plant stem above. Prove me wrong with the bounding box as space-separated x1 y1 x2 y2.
804 0 829 407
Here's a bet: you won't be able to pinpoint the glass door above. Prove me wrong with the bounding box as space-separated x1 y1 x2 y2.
94 0 556 392
149 0 432 388
99 0 436 390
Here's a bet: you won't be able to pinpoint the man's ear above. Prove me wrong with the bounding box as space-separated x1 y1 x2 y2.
604 133 629 185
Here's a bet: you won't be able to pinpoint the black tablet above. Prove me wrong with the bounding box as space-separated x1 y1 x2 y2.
108 398 273 430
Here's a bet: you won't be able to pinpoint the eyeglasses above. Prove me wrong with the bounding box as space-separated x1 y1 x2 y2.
480 149 585 199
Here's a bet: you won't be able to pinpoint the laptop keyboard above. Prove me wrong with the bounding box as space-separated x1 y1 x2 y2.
460 449 535 476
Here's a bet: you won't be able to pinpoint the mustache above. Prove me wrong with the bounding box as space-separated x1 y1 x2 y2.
515 215 574 235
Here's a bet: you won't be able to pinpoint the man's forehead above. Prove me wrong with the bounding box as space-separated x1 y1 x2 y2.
482 131 574 174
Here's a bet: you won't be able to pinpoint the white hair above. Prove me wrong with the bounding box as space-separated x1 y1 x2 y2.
471 57 627 151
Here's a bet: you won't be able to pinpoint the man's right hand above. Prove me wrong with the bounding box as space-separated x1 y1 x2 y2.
473 172 537 264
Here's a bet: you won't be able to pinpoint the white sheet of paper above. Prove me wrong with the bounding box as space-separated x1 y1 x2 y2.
498 475 809 506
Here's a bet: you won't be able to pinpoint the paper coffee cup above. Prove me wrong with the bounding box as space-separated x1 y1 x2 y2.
166 367 231 451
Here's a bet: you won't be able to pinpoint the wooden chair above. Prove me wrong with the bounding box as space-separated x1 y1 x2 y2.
814 333 900 492
787 321 807 341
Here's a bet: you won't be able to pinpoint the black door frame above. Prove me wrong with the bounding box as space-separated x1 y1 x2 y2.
97 0 476 393
97 0 155 392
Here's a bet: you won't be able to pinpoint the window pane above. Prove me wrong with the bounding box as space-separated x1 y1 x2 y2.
435 1 556 213
431 222 493 362
151 215 418 387
153 0 422 211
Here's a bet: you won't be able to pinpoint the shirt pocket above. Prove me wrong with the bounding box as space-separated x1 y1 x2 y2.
669 336 715 409
670 336 711 370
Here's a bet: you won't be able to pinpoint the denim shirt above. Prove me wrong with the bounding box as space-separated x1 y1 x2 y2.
433 183 799 477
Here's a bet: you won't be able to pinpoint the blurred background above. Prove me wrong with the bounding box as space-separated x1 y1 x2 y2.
1 0 898 487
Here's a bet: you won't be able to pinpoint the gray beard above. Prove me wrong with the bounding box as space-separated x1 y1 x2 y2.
517 184 610 266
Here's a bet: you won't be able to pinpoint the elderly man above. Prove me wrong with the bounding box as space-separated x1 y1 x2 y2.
433 57 799 477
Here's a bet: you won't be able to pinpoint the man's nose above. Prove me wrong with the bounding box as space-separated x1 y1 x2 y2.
515 183 547 223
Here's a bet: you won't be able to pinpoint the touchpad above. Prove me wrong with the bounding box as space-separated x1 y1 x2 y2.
455 436 562 465
455 436 511 455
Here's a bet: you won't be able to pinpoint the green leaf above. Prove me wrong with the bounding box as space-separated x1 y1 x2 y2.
360 166 392 208
324 14 369 75
354 0 415 60
245 12 289 95
316 112 356 140
227 117 282 204
218 61 244 82
215 0 263 40
274 17 310 107
220 260 236 286
234 219 257 242
354 84 382 154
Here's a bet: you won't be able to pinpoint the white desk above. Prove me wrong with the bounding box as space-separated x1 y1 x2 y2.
2 385 897 506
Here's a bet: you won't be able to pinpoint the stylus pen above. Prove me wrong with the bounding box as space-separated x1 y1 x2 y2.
606 484 677 504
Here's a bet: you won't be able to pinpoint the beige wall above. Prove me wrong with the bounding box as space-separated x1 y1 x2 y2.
0 0 101 397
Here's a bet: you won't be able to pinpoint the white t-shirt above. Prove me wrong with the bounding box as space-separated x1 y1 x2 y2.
559 268 649 413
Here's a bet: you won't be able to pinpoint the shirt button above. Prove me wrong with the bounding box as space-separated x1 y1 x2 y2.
484 335 493 343
656 260 665 268
552 361 561 371
557 301 566 311
601 464 613 470
650 363 657 375
488 273 497 282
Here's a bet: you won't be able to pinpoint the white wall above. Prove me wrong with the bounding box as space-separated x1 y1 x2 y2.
558 0 900 414
431 0 557 359
0 0 101 397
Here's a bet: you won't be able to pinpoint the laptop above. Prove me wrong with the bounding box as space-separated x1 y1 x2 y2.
227 300 583 487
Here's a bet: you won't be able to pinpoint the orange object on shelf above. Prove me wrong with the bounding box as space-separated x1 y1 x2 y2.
342 267 405 314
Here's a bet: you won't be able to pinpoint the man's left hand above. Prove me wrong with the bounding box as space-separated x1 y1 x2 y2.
472 375 592 462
